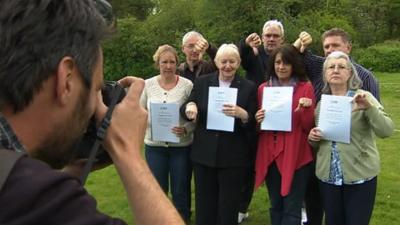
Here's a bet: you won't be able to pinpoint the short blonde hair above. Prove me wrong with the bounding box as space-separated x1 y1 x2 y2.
152 44 179 68
262 19 284 37
214 44 241 68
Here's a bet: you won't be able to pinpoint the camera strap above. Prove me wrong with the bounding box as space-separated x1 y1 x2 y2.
79 84 125 185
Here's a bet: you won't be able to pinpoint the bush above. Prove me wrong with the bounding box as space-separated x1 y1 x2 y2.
352 40 400 72
102 17 157 81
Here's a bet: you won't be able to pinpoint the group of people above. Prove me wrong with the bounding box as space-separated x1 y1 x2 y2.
0 1 395 225
140 20 394 225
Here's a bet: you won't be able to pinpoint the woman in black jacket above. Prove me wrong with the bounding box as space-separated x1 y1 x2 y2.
182 43 257 225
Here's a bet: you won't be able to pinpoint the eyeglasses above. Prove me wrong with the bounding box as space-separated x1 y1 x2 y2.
327 64 349 71
263 34 281 39
185 44 196 50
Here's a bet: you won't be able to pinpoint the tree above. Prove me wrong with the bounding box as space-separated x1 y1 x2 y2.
108 0 154 20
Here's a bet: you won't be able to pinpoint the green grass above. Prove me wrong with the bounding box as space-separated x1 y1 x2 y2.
86 72 400 225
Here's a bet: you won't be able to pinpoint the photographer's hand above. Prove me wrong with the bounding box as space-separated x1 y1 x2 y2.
98 76 184 225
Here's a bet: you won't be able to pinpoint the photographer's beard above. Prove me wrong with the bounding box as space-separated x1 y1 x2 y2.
33 89 92 169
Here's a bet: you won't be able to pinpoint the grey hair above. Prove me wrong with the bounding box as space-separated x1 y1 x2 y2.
262 19 284 37
214 44 241 67
182 31 204 46
322 51 362 94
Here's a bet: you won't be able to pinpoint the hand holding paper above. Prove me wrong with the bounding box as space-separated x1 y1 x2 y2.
308 127 323 142
171 126 187 137
222 104 248 121
255 109 265 123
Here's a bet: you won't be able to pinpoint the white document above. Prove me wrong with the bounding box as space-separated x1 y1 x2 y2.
261 86 293 131
318 94 352 143
150 102 179 143
206 87 238 132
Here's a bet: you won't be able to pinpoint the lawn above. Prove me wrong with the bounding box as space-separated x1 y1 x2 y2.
86 72 400 225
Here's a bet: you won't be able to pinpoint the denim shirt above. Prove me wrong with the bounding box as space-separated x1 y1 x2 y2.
0 113 25 152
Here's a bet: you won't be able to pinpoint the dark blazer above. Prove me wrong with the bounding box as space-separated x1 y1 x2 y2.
239 38 270 88
181 71 257 168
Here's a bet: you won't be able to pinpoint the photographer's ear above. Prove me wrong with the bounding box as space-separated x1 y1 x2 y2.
55 56 77 106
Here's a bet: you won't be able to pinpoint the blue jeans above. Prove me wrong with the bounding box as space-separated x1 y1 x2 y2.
145 145 190 221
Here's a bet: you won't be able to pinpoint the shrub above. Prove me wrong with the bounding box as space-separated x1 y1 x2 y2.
102 17 157 81
352 40 400 72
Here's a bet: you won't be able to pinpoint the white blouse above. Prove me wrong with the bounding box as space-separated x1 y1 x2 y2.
140 75 194 147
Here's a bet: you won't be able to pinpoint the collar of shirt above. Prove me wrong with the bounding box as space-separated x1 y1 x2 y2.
0 112 26 152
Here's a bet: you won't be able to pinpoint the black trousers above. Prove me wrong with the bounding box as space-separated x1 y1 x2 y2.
266 162 312 225
239 166 255 213
193 163 247 225
238 136 257 213
319 177 377 225
186 147 193 220
304 162 324 225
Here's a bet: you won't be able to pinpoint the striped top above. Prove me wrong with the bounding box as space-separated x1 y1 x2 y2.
303 50 380 103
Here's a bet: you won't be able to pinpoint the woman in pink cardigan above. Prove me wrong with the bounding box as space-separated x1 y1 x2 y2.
254 44 316 225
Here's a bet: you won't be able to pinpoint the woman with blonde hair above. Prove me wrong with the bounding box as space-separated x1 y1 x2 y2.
140 44 194 222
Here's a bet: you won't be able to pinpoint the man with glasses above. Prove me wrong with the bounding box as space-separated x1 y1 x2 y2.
178 31 218 222
179 31 218 83
239 20 285 88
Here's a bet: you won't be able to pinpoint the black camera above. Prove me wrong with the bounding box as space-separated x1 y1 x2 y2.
74 81 126 164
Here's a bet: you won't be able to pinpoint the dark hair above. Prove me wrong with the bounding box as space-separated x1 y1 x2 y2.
321 28 351 44
266 44 308 82
0 0 110 112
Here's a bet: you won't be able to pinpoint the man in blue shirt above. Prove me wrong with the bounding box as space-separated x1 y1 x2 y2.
294 28 380 102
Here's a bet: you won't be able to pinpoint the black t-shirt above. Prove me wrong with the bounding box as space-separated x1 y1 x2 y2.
0 156 126 225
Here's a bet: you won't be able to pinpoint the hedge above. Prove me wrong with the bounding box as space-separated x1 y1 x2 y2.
352 40 400 72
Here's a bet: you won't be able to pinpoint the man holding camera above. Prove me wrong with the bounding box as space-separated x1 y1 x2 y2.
0 0 183 224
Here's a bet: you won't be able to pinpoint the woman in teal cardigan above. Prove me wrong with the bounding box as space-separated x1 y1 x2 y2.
308 51 394 225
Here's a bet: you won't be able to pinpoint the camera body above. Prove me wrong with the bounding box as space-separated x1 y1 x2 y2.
74 81 126 163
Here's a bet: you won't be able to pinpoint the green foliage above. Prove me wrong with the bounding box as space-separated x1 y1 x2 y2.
352 40 400 72
100 0 399 80
108 0 154 20
102 17 157 81
291 11 355 55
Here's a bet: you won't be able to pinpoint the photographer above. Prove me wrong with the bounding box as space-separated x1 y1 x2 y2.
0 0 183 224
